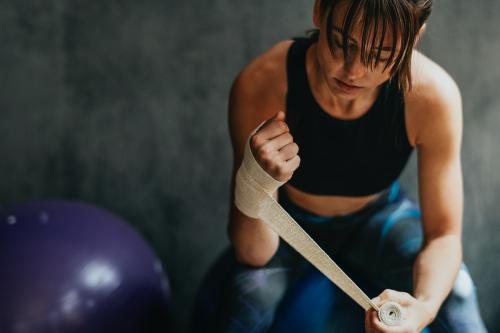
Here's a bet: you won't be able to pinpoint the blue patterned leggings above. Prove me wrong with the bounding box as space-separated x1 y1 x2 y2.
191 182 488 332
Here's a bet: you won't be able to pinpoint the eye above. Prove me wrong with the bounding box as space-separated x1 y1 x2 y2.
333 38 343 48
370 52 390 63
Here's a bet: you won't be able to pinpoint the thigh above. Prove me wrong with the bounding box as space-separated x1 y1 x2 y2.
271 264 373 333
343 193 423 292
190 243 300 333
342 195 488 332
429 264 488 333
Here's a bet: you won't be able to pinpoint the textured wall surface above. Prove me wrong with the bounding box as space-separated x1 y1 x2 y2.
0 1 498 332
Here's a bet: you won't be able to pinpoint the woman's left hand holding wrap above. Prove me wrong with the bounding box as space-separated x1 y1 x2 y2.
365 289 435 333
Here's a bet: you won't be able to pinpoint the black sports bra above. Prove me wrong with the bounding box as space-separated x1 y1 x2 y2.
285 37 414 196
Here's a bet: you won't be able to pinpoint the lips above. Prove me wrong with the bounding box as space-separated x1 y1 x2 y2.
334 78 362 89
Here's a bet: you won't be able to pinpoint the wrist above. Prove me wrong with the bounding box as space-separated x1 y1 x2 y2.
416 295 439 326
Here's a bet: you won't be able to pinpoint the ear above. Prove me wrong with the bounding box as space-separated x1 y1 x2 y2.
313 0 321 28
415 23 427 44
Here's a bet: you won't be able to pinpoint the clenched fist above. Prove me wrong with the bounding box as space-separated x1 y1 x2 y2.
250 111 301 182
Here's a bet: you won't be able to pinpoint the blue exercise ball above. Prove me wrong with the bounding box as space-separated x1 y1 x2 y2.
0 200 171 333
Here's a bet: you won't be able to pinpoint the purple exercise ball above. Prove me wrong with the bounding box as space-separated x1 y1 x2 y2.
0 201 171 333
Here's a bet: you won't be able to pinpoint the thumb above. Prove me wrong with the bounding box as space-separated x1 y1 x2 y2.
371 297 383 307
273 110 286 121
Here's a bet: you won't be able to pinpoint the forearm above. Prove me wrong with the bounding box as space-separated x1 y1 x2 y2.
412 233 462 321
228 201 280 267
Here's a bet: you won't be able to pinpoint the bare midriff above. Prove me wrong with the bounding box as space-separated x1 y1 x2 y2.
282 183 382 217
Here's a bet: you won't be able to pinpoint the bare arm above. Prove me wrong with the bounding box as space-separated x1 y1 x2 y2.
366 61 465 332
411 71 464 323
226 79 279 267
225 40 296 267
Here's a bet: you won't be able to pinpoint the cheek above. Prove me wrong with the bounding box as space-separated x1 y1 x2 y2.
366 63 393 82
318 48 343 75
377 69 393 82
316 35 343 73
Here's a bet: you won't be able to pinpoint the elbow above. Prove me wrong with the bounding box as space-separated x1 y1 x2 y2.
424 225 462 246
426 231 462 245
226 205 280 267
227 224 277 267
424 232 463 260
233 247 275 267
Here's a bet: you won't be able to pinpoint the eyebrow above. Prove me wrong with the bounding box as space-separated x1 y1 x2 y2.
332 26 393 51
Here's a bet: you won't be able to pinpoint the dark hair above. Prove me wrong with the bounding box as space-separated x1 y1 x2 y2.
313 0 432 92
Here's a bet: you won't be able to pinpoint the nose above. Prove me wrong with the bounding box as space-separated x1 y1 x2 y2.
343 52 365 81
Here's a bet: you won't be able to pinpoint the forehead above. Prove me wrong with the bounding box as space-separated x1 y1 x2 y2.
328 0 400 48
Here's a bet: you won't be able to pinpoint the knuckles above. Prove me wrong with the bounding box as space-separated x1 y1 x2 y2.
283 132 293 143
256 145 273 159
380 289 395 299
274 120 288 132
249 120 298 181
250 134 263 149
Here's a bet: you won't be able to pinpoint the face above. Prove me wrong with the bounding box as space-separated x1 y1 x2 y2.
313 0 401 98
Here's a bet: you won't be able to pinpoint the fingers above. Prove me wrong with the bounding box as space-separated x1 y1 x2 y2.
365 309 373 333
368 290 417 333
370 309 384 332
371 296 383 308
273 110 286 121
249 110 301 182
286 155 301 174
378 289 414 306
366 309 387 333
254 111 288 142
278 141 299 161
256 132 294 153
366 309 405 333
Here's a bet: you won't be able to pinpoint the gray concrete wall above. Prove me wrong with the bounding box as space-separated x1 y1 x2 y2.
0 1 498 331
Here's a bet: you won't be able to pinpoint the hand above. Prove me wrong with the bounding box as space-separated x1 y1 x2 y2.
250 111 301 182
365 289 435 333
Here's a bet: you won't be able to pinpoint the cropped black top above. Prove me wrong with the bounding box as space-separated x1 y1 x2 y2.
285 37 414 196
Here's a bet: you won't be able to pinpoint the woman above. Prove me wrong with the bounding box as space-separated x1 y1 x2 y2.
191 0 488 332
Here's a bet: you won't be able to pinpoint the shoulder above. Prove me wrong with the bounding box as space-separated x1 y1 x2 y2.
405 50 463 147
228 40 294 162
230 39 294 116
408 50 462 109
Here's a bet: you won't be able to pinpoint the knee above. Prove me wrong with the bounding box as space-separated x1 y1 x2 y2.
234 248 275 268
191 248 289 321
450 265 475 300
432 265 488 333
229 265 290 305
202 247 289 306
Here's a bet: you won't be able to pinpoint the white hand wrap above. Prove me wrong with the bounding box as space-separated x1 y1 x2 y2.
234 123 285 219
233 123 403 327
